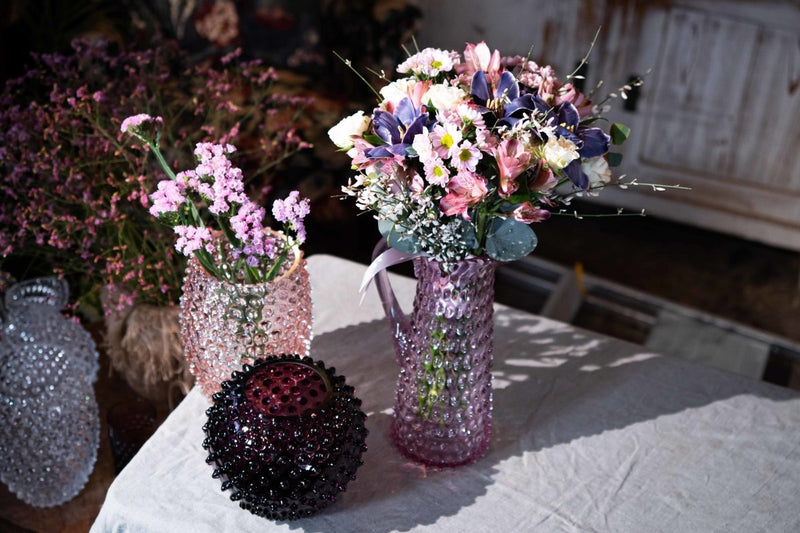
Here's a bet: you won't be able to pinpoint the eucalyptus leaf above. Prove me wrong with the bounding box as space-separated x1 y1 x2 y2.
378 219 420 254
455 218 479 250
485 217 538 262
610 122 631 145
608 152 623 167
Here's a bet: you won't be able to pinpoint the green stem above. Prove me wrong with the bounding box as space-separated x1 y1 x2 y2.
263 251 287 282
148 142 178 181
474 208 489 255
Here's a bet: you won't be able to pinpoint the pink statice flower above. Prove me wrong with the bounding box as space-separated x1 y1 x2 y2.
174 225 213 256
192 142 247 214
272 190 310 244
149 179 187 217
120 113 163 142
230 200 266 243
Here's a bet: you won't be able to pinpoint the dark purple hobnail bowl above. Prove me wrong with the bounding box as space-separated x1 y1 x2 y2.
202 355 368 521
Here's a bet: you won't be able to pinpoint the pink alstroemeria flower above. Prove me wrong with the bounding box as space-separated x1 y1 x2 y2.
493 138 531 197
554 83 593 118
347 138 377 168
512 203 551 223
529 160 559 193
440 171 488 217
457 42 502 84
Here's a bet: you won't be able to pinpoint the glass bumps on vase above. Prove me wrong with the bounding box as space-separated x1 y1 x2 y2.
202 355 368 520
2 277 99 382
373 240 496 467
0 277 100 507
180 246 313 398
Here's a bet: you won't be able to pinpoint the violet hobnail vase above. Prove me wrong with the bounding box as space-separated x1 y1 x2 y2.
373 240 495 467
180 244 313 398
202 355 368 520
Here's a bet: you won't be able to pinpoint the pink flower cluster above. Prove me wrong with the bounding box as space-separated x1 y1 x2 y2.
271 190 310 244
174 225 213 255
120 114 164 139
144 135 281 266
121 112 310 282
150 180 187 217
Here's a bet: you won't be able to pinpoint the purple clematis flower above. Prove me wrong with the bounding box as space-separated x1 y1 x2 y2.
547 102 611 190
367 97 432 159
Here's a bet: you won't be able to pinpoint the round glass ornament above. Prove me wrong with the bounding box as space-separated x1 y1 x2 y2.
202 355 368 521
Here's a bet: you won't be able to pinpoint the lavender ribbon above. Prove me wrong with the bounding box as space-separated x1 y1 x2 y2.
359 247 425 298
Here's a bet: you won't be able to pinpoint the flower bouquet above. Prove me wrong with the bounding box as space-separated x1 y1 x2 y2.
330 41 637 264
122 114 314 397
328 40 649 466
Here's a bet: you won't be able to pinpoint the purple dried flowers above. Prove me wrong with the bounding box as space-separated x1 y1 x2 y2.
0 38 311 315
122 114 310 284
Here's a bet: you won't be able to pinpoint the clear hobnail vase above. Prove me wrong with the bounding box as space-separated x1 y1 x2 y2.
0 341 100 508
373 241 496 467
1 277 99 383
180 245 313 398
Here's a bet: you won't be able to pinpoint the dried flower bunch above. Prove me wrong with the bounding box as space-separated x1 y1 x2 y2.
331 41 643 265
0 38 311 315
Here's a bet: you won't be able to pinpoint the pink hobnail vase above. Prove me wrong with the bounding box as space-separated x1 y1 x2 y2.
373 240 495 467
179 243 313 398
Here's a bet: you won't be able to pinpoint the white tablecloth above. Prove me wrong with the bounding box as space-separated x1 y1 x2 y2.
91 254 800 533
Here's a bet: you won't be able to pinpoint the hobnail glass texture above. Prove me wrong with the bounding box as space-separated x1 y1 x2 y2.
180 252 313 398
0 341 100 508
203 355 368 521
376 252 496 467
2 277 99 383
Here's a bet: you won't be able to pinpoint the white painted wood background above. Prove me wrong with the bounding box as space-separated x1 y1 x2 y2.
411 0 800 251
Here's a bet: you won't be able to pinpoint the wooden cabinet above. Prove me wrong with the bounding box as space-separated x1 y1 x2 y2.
414 0 800 250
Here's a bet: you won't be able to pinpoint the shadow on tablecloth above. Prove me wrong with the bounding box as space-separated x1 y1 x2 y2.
283 310 797 533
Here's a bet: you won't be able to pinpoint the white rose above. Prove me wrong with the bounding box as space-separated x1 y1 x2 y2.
328 111 370 150
543 136 579 169
379 78 417 107
581 156 612 191
424 84 467 112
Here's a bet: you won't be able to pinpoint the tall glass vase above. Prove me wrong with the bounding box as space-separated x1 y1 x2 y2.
373 240 496 467
180 246 313 397
0 277 100 507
